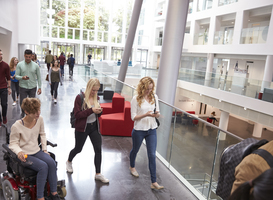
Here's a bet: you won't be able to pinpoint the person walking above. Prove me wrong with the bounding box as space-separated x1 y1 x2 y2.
0 49 12 125
9 57 20 106
49 60 62 104
129 76 163 190
66 78 109 184
68 54 75 78
58 52 66 77
45 50 54 71
15 49 42 118
9 98 61 200
87 53 92 65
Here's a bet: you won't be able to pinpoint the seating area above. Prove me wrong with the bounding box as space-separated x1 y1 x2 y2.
100 93 134 136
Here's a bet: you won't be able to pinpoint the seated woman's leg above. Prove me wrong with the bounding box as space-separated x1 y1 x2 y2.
34 151 58 194
27 151 50 199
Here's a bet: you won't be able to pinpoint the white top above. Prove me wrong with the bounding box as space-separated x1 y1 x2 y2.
131 94 160 131
9 116 47 155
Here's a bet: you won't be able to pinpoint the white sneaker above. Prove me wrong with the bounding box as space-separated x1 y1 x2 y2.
66 161 73 173
54 99 57 104
95 174 109 183
12 102 16 106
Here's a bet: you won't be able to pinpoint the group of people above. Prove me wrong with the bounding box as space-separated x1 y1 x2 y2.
2 47 272 200
45 50 75 78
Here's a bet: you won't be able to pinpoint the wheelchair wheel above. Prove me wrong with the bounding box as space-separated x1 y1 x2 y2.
57 185 67 198
2 179 19 200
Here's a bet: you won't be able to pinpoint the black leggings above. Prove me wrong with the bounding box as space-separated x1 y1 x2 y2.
11 81 19 102
68 122 102 173
50 82 59 99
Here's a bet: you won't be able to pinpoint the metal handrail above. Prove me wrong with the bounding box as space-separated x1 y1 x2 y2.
91 67 243 141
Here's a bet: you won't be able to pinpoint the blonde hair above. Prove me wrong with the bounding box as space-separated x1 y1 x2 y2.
136 76 155 107
9 57 17 71
82 78 100 110
21 98 41 114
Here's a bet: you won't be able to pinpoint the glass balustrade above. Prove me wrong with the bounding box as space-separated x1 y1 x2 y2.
240 26 269 44
194 32 209 45
214 30 233 45
218 0 238 6
76 66 244 199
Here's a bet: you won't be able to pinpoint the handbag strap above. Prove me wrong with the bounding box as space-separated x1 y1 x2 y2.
152 94 156 113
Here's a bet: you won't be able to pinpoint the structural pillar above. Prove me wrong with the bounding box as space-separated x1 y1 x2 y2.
260 55 273 93
156 0 189 104
118 0 143 83
155 0 189 159
253 123 263 138
205 53 214 86
219 111 229 140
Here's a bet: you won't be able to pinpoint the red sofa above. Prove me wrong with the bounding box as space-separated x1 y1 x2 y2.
99 101 134 136
100 93 125 115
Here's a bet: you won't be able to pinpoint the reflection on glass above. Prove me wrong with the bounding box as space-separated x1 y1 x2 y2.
68 29 73 39
75 29 80 40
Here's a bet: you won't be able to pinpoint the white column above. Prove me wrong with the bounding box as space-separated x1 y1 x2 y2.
118 0 143 82
219 111 229 140
233 10 244 44
266 6 273 45
79 0 84 64
205 53 214 86
253 123 263 138
261 55 273 92
65 0 68 40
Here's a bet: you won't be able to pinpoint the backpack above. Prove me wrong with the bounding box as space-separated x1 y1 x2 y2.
216 138 273 200
70 93 84 128
67 58 71 65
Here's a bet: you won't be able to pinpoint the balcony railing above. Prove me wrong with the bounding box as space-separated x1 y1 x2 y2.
194 32 209 45
218 0 238 6
240 26 269 44
214 30 233 45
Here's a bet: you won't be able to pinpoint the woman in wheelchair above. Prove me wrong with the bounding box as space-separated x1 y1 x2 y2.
9 98 60 200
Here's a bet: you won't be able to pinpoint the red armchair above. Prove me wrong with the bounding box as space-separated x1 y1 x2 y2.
100 93 125 115
207 118 213 123
99 101 134 136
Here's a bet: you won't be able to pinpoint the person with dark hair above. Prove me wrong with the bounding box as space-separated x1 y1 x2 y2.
9 98 60 200
49 60 62 104
0 49 12 125
87 53 92 65
69 54 75 78
9 57 20 106
59 52 65 77
209 111 218 124
129 76 163 190
229 168 273 200
45 50 54 71
15 49 42 118
34 53 41 67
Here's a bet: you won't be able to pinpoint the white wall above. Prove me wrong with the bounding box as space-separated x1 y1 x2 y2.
0 0 18 62
17 0 40 45
0 0 40 62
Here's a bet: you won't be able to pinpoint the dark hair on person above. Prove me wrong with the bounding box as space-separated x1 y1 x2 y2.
21 98 41 114
70 54 73 57
24 49 32 55
49 50 51 53
228 168 273 200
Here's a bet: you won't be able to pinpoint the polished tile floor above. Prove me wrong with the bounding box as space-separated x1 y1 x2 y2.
0 65 197 200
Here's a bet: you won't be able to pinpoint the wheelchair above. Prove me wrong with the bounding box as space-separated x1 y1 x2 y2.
0 125 67 200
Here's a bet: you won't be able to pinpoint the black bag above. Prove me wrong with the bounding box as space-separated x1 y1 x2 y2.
216 138 271 200
67 58 71 65
153 94 160 128
70 93 83 128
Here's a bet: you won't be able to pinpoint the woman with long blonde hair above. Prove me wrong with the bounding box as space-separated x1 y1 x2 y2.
9 57 19 106
66 78 109 183
129 76 163 190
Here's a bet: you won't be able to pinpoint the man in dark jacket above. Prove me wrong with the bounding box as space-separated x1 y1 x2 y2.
69 54 75 77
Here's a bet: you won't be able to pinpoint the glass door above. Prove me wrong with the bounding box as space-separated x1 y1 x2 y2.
136 49 148 67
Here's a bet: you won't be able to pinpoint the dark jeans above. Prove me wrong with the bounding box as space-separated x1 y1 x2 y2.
50 82 59 99
11 81 19 102
68 122 102 173
27 150 57 199
19 87 37 117
69 65 74 76
47 63 51 71
0 88 8 122
130 128 157 183
60 65 64 76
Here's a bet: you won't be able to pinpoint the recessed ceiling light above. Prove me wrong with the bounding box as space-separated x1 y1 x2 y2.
244 107 247 110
